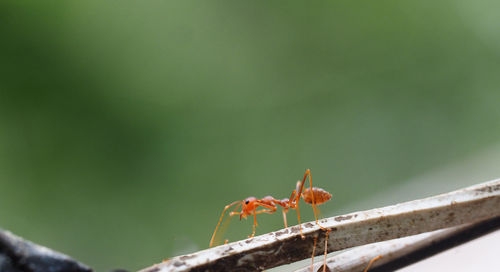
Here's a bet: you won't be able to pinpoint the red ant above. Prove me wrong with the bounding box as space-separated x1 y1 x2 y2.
208 169 382 272
209 169 332 247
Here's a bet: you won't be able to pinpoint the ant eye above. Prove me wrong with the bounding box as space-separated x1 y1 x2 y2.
245 200 250 204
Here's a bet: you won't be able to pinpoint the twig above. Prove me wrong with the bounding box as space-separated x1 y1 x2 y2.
296 216 500 272
139 179 500 272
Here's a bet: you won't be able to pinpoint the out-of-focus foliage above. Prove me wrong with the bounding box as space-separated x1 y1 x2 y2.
1 1 499 271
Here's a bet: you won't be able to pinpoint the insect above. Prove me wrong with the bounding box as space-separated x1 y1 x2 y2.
209 169 332 247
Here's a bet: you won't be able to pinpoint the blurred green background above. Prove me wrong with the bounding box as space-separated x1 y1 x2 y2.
1 1 500 271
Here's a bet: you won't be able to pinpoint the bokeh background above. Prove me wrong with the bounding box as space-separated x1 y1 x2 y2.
1 1 500 271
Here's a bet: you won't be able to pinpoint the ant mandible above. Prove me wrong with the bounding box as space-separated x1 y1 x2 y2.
209 169 332 247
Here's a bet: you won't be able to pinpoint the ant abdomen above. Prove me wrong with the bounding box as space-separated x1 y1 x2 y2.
301 187 332 205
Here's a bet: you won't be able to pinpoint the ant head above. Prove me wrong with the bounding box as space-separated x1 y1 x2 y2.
240 197 257 220
243 196 257 206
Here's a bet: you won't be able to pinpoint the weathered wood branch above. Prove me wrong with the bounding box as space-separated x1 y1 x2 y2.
140 179 500 272
297 216 500 272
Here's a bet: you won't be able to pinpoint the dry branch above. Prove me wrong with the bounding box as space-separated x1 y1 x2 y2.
139 179 500 272
297 216 500 272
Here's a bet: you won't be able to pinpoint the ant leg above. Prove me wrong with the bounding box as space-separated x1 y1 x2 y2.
233 206 274 217
287 188 306 238
249 202 277 237
282 210 288 228
254 209 276 215
292 182 306 239
209 201 242 247
363 255 382 272
322 229 330 272
255 201 278 212
294 170 328 240
269 198 290 229
311 235 317 272
284 191 295 230
309 230 330 272
302 169 328 230
251 212 258 237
